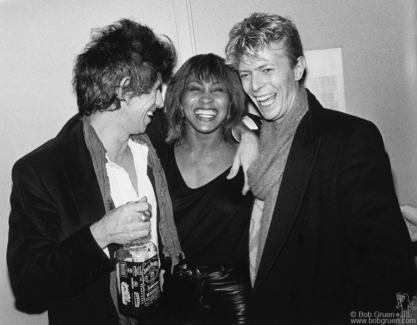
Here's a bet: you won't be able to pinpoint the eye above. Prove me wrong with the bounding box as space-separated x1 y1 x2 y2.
187 83 201 92
263 68 273 73
239 73 249 80
213 87 224 92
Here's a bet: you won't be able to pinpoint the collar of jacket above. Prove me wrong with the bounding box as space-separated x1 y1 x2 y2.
296 88 326 144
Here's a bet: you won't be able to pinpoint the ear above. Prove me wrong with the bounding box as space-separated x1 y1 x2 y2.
294 56 306 82
115 77 131 100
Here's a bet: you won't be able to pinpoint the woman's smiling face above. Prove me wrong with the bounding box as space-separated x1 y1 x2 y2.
181 78 230 135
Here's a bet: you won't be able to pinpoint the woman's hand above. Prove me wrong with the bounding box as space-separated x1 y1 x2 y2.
400 204 417 242
227 124 259 195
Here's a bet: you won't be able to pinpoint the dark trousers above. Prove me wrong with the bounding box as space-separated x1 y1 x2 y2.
164 263 252 325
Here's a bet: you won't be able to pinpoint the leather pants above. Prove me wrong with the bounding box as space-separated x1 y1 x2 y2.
164 263 252 325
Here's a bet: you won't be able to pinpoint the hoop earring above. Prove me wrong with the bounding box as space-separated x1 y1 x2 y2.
226 106 231 120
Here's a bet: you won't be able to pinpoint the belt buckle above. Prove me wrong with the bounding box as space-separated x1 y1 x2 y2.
195 266 207 278
178 264 207 279
177 263 193 277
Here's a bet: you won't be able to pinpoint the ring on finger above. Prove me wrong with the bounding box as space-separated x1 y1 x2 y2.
139 211 150 222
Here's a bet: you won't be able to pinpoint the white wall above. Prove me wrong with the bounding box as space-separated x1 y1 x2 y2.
1 0 416 324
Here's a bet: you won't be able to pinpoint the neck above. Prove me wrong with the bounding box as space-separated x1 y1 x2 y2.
181 128 227 154
89 111 130 162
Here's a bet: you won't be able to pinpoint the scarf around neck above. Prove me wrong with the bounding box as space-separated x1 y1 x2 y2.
83 115 183 324
247 86 308 280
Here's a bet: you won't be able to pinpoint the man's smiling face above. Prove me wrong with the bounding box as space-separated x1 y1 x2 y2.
238 42 305 122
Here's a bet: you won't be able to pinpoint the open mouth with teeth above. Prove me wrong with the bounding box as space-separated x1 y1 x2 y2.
194 108 218 120
256 93 276 107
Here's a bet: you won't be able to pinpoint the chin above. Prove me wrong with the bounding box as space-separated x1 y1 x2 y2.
260 108 282 120
259 111 274 120
136 126 146 135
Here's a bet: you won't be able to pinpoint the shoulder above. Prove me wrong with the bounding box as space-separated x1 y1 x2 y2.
306 109 387 167
322 108 377 131
13 114 82 176
307 94 382 146
301 91 385 156
307 89 377 131
321 109 382 144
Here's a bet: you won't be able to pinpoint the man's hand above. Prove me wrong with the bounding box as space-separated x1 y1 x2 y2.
400 205 417 242
227 125 259 195
90 196 152 248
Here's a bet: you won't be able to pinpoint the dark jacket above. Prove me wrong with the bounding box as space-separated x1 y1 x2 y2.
248 90 416 324
8 115 121 324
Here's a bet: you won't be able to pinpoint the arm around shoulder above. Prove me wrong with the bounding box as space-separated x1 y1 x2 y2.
228 117 260 195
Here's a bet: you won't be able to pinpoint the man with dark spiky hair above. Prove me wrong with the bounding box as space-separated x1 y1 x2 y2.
7 19 182 325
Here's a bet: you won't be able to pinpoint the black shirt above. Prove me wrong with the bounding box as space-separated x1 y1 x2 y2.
165 146 253 265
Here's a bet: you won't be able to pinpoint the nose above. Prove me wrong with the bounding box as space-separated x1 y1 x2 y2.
250 75 264 93
155 89 164 109
199 90 214 104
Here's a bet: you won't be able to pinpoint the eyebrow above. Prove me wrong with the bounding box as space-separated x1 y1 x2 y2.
239 63 270 73
188 80 224 86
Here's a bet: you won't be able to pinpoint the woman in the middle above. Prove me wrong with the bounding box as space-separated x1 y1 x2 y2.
161 53 254 325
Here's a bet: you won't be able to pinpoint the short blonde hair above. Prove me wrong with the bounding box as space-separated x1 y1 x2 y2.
225 12 304 70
